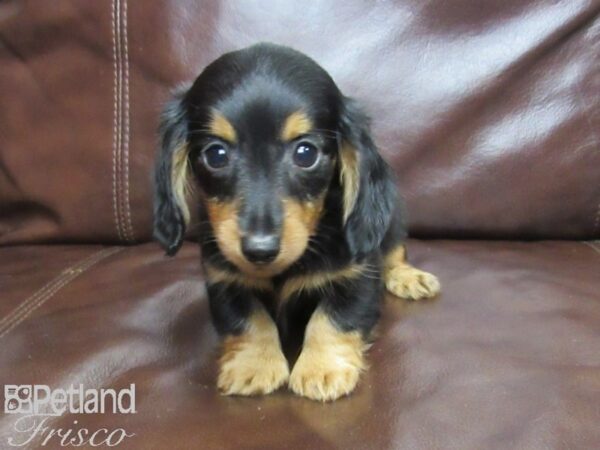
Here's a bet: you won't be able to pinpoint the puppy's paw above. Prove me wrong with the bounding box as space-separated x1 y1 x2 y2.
218 342 289 396
289 347 363 402
385 267 440 300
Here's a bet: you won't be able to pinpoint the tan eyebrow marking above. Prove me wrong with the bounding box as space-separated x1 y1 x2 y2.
209 110 237 143
280 111 313 141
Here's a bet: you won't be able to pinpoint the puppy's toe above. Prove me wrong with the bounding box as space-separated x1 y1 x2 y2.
218 346 289 396
289 349 363 402
386 267 440 300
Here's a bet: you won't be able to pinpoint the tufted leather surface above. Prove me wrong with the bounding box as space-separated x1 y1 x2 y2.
1 240 599 449
1 0 599 244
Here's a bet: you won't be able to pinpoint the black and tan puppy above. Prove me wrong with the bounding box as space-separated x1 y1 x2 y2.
154 43 440 402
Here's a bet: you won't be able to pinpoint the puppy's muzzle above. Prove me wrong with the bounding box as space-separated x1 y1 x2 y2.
241 233 280 264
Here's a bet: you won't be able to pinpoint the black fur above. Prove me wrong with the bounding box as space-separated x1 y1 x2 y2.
339 97 398 258
153 43 407 350
153 89 188 256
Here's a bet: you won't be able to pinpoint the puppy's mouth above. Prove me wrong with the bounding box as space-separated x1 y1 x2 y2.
213 237 296 278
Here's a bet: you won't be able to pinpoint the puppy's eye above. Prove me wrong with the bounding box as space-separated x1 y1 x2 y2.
202 144 229 169
293 142 319 168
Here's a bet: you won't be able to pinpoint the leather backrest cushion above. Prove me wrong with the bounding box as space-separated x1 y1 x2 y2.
1 0 598 244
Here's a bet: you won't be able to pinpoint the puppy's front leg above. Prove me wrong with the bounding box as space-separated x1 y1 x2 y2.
289 309 369 402
286 267 378 401
207 279 289 396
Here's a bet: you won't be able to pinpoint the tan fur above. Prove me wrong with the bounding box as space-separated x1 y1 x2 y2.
289 310 368 402
384 245 440 300
204 264 273 291
339 142 360 223
280 110 312 141
209 110 237 143
205 198 246 269
279 263 366 302
275 196 324 271
205 197 324 278
171 143 192 224
218 309 289 396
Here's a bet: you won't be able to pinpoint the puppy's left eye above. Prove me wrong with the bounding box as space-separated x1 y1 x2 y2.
293 142 320 168
202 143 230 169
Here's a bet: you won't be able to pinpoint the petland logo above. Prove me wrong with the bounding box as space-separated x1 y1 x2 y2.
4 384 136 447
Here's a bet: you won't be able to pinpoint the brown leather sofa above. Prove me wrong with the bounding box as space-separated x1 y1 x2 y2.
1 1 599 449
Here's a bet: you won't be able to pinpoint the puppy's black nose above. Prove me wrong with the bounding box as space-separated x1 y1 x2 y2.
241 234 280 264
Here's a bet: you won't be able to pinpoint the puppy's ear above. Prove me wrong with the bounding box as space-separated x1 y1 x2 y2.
339 97 397 258
153 87 191 256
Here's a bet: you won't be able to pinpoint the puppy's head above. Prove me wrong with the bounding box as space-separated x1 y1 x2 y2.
154 43 396 276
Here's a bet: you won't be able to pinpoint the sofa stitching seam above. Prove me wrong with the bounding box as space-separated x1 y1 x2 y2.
115 0 127 242
0 248 124 339
0 248 118 334
111 0 124 242
121 0 135 242
582 240 600 256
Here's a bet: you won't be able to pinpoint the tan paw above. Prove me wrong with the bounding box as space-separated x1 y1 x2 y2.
289 350 362 402
218 345 290 396
289 310 367 402
289 348 363 402
386 267 440 300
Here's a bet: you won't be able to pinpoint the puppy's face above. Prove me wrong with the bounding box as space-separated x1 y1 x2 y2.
154 44 396 277
191 109 336 276
192 105 337 277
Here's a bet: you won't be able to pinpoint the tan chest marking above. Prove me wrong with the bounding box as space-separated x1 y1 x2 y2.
279 263 366 302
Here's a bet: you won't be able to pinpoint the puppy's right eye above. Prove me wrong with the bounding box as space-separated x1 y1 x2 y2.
202 144 229 169
292 141 320 168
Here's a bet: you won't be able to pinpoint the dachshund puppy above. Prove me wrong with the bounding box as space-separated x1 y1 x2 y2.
154 43 440 401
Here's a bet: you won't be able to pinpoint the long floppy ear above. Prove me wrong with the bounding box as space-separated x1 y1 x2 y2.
153 87 192 256
339 97 397 258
